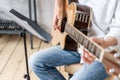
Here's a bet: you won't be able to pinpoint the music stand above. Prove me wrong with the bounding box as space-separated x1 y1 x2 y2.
20 29 30 80
9 1 52 80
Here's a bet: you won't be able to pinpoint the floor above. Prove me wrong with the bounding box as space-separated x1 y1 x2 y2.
0 34 68 80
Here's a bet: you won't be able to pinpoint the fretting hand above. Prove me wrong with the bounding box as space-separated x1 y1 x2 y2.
82 37 118 64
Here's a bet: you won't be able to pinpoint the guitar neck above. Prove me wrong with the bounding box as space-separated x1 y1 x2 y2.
64 22 104 61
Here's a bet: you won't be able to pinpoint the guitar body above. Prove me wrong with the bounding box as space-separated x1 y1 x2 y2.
51 0 91 51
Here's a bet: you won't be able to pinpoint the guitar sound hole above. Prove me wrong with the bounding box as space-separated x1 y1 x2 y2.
64 35 78 51
61 17 67 32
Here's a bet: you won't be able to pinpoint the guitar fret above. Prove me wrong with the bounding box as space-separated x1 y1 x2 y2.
81 37 85 45
78 35 82 44
94 46 97 55
81 37 84 45
82 38 86 47
91 44 95 54
88 42 92 51
66 24 79 41
66 24 75 39
82 15 85 22
74 32 79 41
78 34 82 44
66 24 80 43
95 48 101 58
82 38 86 46
65 25 70 33
66 24 71 32
80 37 102 57
89 43 93 53
89 42 98 55
85 40 89 50
71 29 75 37
85 39 89 48
65 22 104 60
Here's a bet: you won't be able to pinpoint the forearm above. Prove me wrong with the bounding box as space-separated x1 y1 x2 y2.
54 0 63 12
104 36 118 48
52 0 63 28
91 36 118 49
52 0 63 34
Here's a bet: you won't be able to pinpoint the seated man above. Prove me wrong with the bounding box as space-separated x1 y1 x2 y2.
29 0 120 80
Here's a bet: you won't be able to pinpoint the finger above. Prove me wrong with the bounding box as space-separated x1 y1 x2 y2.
84 48 96 58
52 22 57 30
82 54 91 64
82 48 92 64
54 17 58 26
53 20 60 30
55 25 61 30
83 48 96 62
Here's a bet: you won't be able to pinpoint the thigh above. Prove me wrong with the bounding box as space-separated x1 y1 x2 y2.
29 45 80 67
70 61 108 80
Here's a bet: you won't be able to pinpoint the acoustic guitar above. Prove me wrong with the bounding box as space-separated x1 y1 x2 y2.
51 0 120 79
51 0 91 51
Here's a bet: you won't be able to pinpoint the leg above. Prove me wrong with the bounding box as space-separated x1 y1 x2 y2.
29 45 80 80
70 61 108 80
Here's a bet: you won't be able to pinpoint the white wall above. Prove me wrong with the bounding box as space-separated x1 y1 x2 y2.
0 0 55 33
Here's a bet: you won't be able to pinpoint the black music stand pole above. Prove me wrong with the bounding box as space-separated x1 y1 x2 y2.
9 0 51 80
20 29 30 80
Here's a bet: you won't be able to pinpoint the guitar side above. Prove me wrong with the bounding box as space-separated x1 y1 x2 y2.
51 0 68 46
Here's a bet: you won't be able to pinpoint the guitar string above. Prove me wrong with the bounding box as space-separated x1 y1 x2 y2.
61 20 101 56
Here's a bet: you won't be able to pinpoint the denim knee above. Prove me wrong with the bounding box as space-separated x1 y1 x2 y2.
29 53 37 70
70 61 108 80
29 52 45 71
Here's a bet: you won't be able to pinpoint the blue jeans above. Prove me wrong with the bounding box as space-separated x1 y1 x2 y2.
29 45 108 80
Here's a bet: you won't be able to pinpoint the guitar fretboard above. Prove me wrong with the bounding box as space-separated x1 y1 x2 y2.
64 22 104 61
